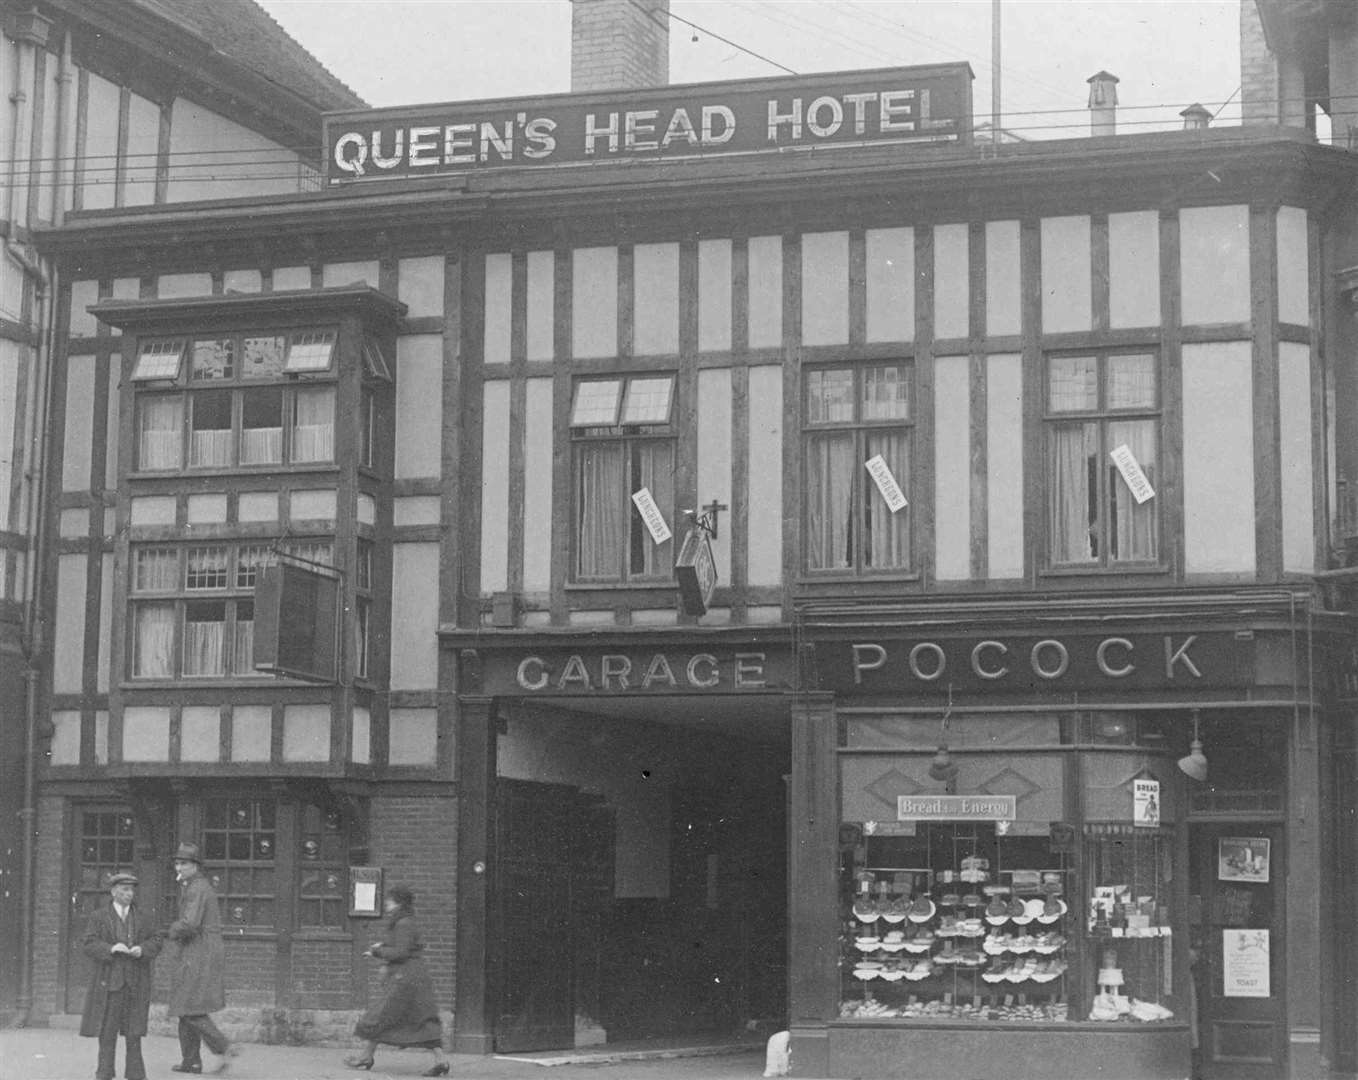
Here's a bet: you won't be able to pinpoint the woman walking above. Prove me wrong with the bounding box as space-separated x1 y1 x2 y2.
344 884 449 1076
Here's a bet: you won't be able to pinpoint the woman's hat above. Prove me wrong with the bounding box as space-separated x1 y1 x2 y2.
172 842 203 864
107 871 139 887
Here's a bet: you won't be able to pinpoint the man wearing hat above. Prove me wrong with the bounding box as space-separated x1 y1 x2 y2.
167 842 236 1074
80 871 161 1080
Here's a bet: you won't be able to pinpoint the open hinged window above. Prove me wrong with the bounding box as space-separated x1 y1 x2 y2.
131 339 186 381
284 330 337 373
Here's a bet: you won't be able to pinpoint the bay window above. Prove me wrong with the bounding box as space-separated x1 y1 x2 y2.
571 375 676 582
804 362 913 573
1046 352 1160 567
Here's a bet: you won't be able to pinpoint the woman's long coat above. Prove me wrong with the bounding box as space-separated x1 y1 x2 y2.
79 900 162 1037
355 911 443 1047
166 873 226 1016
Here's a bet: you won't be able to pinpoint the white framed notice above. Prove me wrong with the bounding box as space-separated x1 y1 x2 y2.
1222 929 1270 998
1133 778 1160 827
1109 444 1156 504
864 454 908 512
631 487 673 544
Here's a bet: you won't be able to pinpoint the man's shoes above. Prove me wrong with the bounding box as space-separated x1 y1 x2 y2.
170 1066 202 1075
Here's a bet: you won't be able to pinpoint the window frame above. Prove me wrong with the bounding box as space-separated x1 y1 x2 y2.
801 359 916 578
569 373 678 585
1042 349 1163 572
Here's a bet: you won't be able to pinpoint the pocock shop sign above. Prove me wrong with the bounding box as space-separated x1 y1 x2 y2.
324 63 971 182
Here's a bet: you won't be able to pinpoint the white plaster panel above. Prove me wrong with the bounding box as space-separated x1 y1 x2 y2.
395 335 443 479
1041 215 1092 333
185 493 228 523
633 243 680 355
390 543 439 689
236 491 278 522
1276 206 1309 326
222 269 263 294
0 347 15 530
81 72 119 212
104 357 121 492
123 92 160 207
1180 205 1250 325
322 261 378 289
59 508 87 539
49 711 81 766
1278 342 1314 572
393 496 441 526
167 100 304 201
53 554 87 693
96 554 113 693
129 496 176 526
282 703 331 762
272 266 312 291
122 706 171 762
698 239 732 352
398 255 445 318
986 354 1024 578
357 492 376 526
801 231 849 346
352 705 372 765
1109 211 1160 328
94 711 109 765
230 705 272 762
112 278 140 300
61 354 95 491
866 227 914 343
480 380 510 593
747 236 783 349
1182 342 1255 574
526 250 555 360
985 221 1021 337
69 279 100 338
523 378 554 592
746 365 782 586
933 223 969 340
180 706 221 762
389 708 438 766
933 355 971 580
483 252 512 364
572 246 618 359
289 489 336 521
697 367 733 585
157 273 213 299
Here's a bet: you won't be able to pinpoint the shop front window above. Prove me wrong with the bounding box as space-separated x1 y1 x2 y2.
203 797 277 928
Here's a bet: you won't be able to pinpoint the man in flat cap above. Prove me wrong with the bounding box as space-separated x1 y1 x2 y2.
167 842 237 1074
80 871 161 1080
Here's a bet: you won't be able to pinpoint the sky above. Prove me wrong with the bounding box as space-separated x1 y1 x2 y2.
257 0 1246 140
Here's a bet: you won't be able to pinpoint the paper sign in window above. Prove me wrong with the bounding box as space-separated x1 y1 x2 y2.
1109 444 1155 504
632 487 673 544
865 454 908 513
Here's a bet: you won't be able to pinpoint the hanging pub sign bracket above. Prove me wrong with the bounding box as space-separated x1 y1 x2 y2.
675 501 726 616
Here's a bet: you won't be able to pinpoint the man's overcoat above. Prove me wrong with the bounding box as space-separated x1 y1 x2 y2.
166 874 226 1015
79 900 162 1037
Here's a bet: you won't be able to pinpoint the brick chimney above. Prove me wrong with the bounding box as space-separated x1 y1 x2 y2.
1087 71 1119 135
571 0 671 93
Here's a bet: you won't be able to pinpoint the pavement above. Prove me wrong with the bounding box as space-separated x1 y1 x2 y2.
0 1026 778 1080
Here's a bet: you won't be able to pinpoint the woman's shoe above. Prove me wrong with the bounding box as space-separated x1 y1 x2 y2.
342 1055 375 1071
422 1065 450 1077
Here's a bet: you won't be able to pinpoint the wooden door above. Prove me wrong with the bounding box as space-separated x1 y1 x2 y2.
493 780 576 1052
66 807 139 1013
1191 824 1286 1080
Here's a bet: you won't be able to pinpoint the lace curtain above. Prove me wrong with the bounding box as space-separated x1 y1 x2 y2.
292 387 334 462
631 442 673 577
132 604 174 677
577 443 624 577
137 397 182 470
1048 420 1156 563
183 606 225 676
806 433 854 569
864 431 910 569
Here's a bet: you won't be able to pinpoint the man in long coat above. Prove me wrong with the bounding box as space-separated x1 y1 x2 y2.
167 842 236 1074
81 871 161 1080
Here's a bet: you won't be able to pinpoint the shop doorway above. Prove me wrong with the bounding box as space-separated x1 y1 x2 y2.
66 807 139 1013
1189 824 1285 1080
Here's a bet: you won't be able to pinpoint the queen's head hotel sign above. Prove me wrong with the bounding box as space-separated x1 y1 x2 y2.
324 63 972 182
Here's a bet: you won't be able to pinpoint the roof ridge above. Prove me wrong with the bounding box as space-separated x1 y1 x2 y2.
246 0 368 108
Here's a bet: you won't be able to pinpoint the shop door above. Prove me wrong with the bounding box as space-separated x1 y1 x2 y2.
493 780 575 1052
66 808 139 1013
1191 824 1286 1080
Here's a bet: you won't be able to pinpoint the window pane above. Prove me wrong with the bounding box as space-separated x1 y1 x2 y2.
807 368 855 423
620 377 674 425
189 390 233 467
291 387 334 462
284 330 336 372
806 432 854 569
185 546 229 590
1048 422 1099 563
132 603 175 677
1107 353 1157 409
363 338 391 380
630 440 673 576
235 545 275 589
241 388 283 465
285 540 334 567
1107 420 1158 562
355 598 369 680
242 336 286 379
1049 356 1098 413
190 338 234 381
136 396 183 469
133 548 178 592
571 380 622 427
861 365 910 421
131 340 184 381
183 600 226 676
575 442 625 578
864 430 910 568
233 600 254 675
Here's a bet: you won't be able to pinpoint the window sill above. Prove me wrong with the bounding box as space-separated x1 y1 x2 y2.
797 572 922 585
564 580 678 591
129 462 340 479
1040 564 1169 577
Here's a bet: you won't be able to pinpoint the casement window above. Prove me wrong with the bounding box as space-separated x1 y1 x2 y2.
129 540 333 679
202 798 277 927
803 362 913 573
297 803 348 927
1045 352 1160 567
570 375 676 582
354 539 372 680
132 331 336 471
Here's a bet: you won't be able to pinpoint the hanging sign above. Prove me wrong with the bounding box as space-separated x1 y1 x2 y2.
865 454 908 512
1109 444 1155 503
632 488 672 544
675 528 718 615
1133 778 1161 828
1222 929 1271 998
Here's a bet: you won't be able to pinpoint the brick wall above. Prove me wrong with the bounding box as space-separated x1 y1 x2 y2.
368 791 459 1010
29 795 66 1019
1240 0 1279 124
223 937 276 1006
570 0 670 92
291 938 355 1009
